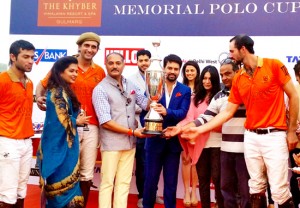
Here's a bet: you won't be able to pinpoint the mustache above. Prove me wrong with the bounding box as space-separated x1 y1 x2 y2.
167 73 176 77
111 68 119 72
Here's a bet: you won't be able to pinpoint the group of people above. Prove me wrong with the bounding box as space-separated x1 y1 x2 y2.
0 33 300 208
164 34 300 208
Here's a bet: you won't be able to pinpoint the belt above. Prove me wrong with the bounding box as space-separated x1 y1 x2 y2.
247 128 286 134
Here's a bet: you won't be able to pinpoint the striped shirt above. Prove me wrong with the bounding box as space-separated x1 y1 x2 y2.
194 87 246 153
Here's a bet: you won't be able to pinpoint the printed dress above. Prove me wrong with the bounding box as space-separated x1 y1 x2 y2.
37 87 83 208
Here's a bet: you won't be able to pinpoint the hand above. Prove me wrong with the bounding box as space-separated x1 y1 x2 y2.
36 96 47 111
293 153 300 167
291 166 300 174
163 126 182 138
181 127 202 144
76 113 92 126
287 131 298 151
153 103 167 116
134 128 154 138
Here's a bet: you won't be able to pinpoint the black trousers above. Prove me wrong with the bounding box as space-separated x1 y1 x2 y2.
196 147 224 208
135 140 146 199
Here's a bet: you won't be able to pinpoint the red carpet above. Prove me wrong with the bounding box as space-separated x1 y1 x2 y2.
25 184 208 207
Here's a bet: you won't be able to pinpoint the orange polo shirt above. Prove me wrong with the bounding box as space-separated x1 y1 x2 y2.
0 69 34 139
228 57 290 130
41 62 106 126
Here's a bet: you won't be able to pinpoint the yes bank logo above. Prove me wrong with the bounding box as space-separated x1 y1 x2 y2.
34 49 67 65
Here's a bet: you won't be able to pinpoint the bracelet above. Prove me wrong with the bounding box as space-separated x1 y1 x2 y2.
127 128 133 136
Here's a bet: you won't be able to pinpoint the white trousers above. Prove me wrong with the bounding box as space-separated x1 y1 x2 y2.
0 136 33 204
99 148 136 208
78 124 100 181
244 130 291 205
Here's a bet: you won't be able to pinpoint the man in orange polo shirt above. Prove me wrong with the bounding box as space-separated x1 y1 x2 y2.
0 40 35 207
180 34 299 208
36 32 106 207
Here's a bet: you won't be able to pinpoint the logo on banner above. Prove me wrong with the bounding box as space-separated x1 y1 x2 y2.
104 48 144 66
286 56 300 63
37 0 102 27
34 49 67 64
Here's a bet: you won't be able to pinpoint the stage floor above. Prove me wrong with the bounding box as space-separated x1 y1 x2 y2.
25 184 211 207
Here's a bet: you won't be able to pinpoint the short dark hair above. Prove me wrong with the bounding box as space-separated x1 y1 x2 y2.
9 40 35 65
294 60 300 76
230 34 255 54
137 49 151 60
163 54 182 68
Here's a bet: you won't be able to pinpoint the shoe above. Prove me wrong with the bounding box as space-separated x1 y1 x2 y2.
183 200 191 207
190 191 198 207
191 201 198 207
137 198 143 208
155 196 164 204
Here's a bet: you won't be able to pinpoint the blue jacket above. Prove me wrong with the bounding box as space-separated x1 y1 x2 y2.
145 82 191 153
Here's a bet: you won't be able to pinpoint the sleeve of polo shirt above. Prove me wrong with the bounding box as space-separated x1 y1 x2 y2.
40 71 51 88
228 74 243 105
92 85 112 125
134 83 148 111
194 94 220 127
273 59 291 86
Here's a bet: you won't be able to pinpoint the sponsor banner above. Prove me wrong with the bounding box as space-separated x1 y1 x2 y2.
104 48 143 66
10 0 300 36
34 49 68 64
37 0 101 27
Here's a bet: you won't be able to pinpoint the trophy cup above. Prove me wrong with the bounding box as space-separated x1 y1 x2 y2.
80 108 89 131
142 40 164 135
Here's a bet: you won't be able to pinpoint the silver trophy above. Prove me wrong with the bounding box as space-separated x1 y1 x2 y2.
80 109 89 131
142 40 164 135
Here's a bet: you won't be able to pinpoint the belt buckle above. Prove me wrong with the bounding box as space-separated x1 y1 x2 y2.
256 128 268 134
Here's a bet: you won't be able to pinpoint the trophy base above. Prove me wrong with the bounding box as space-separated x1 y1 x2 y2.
142 120 163 135
142 130 162 135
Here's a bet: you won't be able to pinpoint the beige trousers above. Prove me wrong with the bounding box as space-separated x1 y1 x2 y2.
99 148 136 208
78 124 100 181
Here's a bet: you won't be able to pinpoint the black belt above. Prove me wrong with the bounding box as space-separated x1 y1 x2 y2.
247 128 286 134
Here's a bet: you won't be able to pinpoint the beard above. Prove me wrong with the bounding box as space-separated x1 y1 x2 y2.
235 60 242 66
138 67 146 74
15 62 32 73
166 73 178 82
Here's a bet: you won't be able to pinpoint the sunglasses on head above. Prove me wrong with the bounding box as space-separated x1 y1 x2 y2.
220 58 235 65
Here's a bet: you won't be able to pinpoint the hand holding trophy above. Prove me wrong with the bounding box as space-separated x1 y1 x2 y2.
80 106 90 131
142 40 165 135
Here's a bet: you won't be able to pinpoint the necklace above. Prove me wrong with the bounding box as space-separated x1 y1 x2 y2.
245 66 255 77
